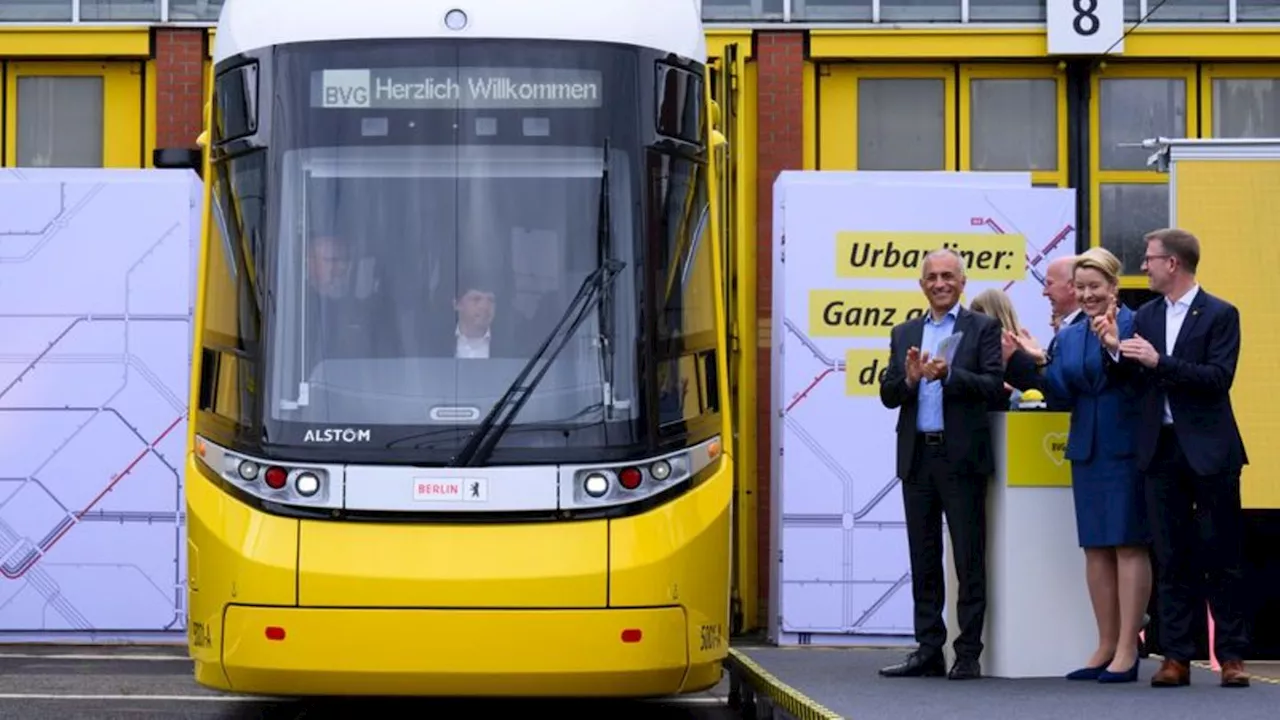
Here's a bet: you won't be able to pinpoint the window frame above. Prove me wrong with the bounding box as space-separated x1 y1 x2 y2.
1088 62 1199 288
1145 0 1233 22
1200 62 1280 139
196 147 266 439
4 60 143 168
966 0 1048 22
878 0 962 23
645 146 721 444
958 62 1068 187
77 0 163 22
817 62 957 171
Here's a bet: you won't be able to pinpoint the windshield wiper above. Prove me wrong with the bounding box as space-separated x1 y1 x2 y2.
448 140 622 467
595 138 618 419
447 259 624 466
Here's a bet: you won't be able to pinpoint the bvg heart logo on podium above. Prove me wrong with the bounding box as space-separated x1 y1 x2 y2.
1042 432 1068 467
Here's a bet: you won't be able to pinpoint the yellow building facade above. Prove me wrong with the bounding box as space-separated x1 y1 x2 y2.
5 0 1279 641
701 1 1280 635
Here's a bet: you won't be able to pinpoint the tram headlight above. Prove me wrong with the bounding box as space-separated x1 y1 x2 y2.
295 472 321 497
237 460 259 481
583 473 609 498
649 460 672 481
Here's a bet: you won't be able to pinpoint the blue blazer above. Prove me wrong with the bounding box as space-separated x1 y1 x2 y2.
1044 305 1141 464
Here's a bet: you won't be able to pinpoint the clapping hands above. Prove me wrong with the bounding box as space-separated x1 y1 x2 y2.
1001 330 1018 364
1003 327 1047 365
906 346 947 387
1118 334 1159 368
1091 297 1120 352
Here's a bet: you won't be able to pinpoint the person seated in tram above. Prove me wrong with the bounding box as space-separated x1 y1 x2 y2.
449 274 521 359
304 234 377 361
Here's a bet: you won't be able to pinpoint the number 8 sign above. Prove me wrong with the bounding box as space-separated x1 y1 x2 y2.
1072 0 1099 35
1047 0 1124 56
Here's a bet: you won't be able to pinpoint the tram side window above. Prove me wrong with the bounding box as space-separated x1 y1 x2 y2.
648 150 719 439
656 63 704 146
198 63 266 428
213 62 258 144
198 151 265 428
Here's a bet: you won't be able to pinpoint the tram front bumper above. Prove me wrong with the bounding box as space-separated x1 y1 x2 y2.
213 603 691 697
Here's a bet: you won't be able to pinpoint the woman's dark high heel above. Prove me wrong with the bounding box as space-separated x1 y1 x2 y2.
1066 659 1113 681
1097 658 1140 684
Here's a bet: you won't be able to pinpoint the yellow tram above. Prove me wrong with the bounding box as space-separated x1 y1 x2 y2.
180 0 735 697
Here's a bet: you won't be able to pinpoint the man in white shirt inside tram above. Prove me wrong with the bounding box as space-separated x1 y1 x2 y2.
453 278 503 359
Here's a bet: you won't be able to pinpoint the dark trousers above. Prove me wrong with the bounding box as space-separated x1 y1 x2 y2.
903 436 988 660
1145 426 1251 662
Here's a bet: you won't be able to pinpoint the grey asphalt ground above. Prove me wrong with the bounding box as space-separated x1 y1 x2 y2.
739 645 1280 720
0 645 738 719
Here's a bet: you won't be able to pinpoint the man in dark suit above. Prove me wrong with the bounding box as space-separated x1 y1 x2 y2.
1106 228 1251 688
878 248 1006 680
304 234 377 367
1043 255 1083 336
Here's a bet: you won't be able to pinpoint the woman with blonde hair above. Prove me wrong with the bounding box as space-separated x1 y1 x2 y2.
968 288 1042 402
1040 246 1151 683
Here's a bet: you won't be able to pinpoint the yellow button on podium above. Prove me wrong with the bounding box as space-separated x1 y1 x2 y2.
1003 410 1071 488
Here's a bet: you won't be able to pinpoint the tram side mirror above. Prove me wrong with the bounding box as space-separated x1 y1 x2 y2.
154 147 203 176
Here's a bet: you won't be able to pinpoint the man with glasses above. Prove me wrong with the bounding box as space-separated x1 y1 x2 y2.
1106 227 1251 688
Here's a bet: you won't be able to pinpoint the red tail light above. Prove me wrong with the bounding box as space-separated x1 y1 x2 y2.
264 466 287 489
618 467 642 490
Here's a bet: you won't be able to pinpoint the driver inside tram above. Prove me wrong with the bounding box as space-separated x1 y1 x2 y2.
451 275 521 359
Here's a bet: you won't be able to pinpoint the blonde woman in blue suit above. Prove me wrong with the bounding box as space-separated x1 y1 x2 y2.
1043 247 1152 684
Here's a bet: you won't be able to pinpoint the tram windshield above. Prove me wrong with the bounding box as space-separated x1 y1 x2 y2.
222 40 651 460
271 144 635 438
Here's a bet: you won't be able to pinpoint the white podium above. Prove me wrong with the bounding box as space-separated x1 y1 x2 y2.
943 411 1098 678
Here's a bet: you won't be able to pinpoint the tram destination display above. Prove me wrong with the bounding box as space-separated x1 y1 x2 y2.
312 66 604 109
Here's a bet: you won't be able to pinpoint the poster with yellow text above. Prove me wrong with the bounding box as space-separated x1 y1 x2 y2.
768 171 1077 645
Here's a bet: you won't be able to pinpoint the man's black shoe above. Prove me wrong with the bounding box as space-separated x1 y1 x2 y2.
879 651 947 678
948 657 982 680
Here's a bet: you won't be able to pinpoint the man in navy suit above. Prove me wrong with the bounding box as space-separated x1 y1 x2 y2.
1107 228 1250 688
878 248 1005 681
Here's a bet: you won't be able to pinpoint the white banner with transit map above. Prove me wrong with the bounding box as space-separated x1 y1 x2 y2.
768 171 1077 645
0 168 200 642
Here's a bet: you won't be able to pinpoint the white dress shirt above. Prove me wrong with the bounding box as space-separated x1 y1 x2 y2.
1060 307 1082 329
1160 284 1200 424
1105 284 1200 426
456 325 491 358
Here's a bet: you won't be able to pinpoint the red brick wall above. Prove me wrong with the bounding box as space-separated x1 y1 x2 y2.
754 31 805 625
154 28 206 151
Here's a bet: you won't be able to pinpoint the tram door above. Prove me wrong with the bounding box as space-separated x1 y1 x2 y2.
710 42 744 636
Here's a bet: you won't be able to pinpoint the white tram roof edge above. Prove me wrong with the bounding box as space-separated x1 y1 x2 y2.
212 0 708 67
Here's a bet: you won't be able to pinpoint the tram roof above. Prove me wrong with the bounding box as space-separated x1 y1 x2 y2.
212 0 708 67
